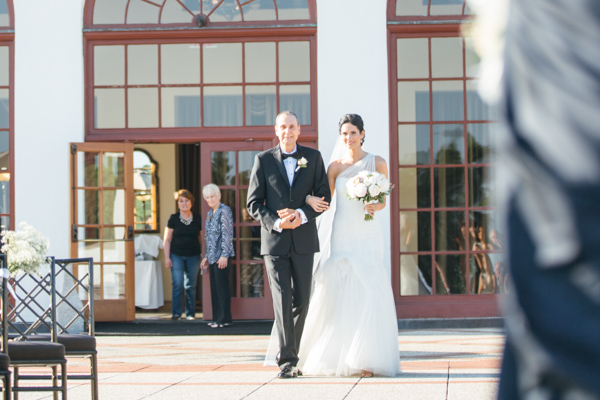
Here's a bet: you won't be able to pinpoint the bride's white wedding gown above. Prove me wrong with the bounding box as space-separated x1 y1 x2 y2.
297 153 401 376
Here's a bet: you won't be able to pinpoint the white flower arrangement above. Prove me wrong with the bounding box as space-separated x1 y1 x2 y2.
295 157 308 172
346 170 394 221
1 222 50 275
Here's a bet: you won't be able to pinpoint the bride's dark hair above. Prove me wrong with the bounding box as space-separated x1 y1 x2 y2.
338 114 365 145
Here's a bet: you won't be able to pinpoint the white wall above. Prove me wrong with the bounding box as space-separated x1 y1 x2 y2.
13 0 85 257
316 0 392 273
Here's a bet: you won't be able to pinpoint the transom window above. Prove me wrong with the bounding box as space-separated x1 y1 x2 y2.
392 0 472 18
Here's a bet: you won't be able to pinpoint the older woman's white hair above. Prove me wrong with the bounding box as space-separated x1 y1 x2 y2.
202 183 221 197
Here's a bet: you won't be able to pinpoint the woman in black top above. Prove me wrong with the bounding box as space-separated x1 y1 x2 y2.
163 189 202 320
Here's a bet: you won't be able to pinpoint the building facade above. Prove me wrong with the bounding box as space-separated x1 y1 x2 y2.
7 0 502 321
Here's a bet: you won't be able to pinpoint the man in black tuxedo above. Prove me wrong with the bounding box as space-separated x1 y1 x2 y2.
247 111 331 379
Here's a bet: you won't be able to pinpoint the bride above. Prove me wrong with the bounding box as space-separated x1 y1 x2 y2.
265 114 401 377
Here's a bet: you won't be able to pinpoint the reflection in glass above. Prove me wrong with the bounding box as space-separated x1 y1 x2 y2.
434 167 464 208
433 124 464 164
279 41 310 82
78 152 99 188
128 45 158 85
0 216 7 232
397 38 428 79
435 211 464 251
396 0 427 16
432 81 464 122
399 81 430 122
435 255 466 295
464 37 480 79
243 0 276 21
0 89 8 129
245 42 276 82
78 242 101 261
240 227 261 260
104 241 126 262
469 167 494 207
103 264 126 299
78 189 99 225
280 85 310 125
94 46 125 86
78 227 100 241
94 88 125 129
162 87 201 128
93 265 101 299
417 255 433 294
103 152 125 187
160 0 195 23
239 151 260 185
276 0 309 20
431 37 463 78
430 0 464 16
0 0 9 26
0 46 9 86
0 173 8 214
399 168 430 208
400 254 420 295
202 0 242 22
203 43 242 84
93 0 128 24
240 264 264 297
246 86 276 126
0 131 8 171
398 124 430 165
126 0 160 24
400 211 431 252
211 151 236 186
103 226 126 240
128 88 159 128
134 150 158 232
161 44 200 84
103 190 126 225
468 123 496 164
203 86 243 127
470 252 497 294
466 81 498 121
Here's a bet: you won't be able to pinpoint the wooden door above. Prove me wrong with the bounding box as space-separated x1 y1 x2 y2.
70 142 135 321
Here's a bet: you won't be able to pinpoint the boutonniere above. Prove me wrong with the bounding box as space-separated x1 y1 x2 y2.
295 157 308 172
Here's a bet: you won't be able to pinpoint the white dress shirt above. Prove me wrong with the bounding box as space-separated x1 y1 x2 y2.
273 146 308 232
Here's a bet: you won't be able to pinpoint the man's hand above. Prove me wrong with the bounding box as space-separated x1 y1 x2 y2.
279 212 301 229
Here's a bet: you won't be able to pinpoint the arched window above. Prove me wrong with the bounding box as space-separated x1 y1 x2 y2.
83 0 316 142
388 0 502 318
0 0 13 230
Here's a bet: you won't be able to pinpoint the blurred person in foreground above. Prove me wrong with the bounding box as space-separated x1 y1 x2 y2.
468 0 600 398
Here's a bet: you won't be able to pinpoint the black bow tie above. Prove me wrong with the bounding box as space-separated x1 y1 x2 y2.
282 152 299 160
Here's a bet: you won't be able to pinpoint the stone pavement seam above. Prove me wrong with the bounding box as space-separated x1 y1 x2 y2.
239 375 277 399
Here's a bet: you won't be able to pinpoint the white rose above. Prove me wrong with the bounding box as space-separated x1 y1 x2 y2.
379 180 390 192
368 184 381 197
346 186 356 198
358 170 369 178
354 183 368 198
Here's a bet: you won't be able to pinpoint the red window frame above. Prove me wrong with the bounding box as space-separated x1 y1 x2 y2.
0 0 14 230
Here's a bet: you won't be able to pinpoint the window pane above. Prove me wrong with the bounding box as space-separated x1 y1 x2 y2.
93 0 128 24
162 87 201 128
432 81 464 122
397 38 428 79
203 86 243 127
280 85 310 125
430 0 464 16
126 0 160 24
103 265 126 299
103 226 126 240
0 89 8 129
279 41 310 82
469 254 498 294
466 81 498 120
245 42 276 83
469 167 494 207
0 131 8 171
0 46 8 86
434 167 464 208
435 254 467 295
399 167 430 208
434 210 464 251
398 81 430 122
103 152 125 187
399 124 430 165
203 43 242 84
94 46 125 86
103 190 126 225
464 37 479 78
467 123 496 164
239 151 260 185
0 0 8 26
182 0 200 13
220 188 236 220
243 0 276 21
246 85 276 126
94 89 125 129
128 45 158 85
161 0 195 23
78 241 101 261
433 124 464 164
396 0 427 16
202 0 242 22
240 264 264 297
276 0 309 20
431 37 463 78
0 173 8 214
161 44 200 84
400 254 420 295
400 211 431 252
128 88 159 128
78 190 99 225
104 241 126 262
211 151 236 186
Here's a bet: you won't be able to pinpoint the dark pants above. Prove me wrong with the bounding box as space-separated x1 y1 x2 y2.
264 250 314 370
209 260 232 324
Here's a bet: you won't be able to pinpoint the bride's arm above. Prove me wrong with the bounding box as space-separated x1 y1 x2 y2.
364 156 389 217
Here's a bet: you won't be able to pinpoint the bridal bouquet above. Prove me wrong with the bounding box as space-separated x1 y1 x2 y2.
346 170 394 221
1 222 50 275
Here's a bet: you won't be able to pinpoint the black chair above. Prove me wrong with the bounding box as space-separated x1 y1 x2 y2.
1 253 67 399
0 352 10 400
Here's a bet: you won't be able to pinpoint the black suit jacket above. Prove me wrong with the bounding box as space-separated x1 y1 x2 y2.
246 144 331 256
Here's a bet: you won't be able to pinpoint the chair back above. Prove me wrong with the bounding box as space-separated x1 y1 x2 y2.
53 258 94 336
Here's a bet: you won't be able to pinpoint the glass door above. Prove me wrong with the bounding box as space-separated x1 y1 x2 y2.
70 142 135 321
201 141 274 320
